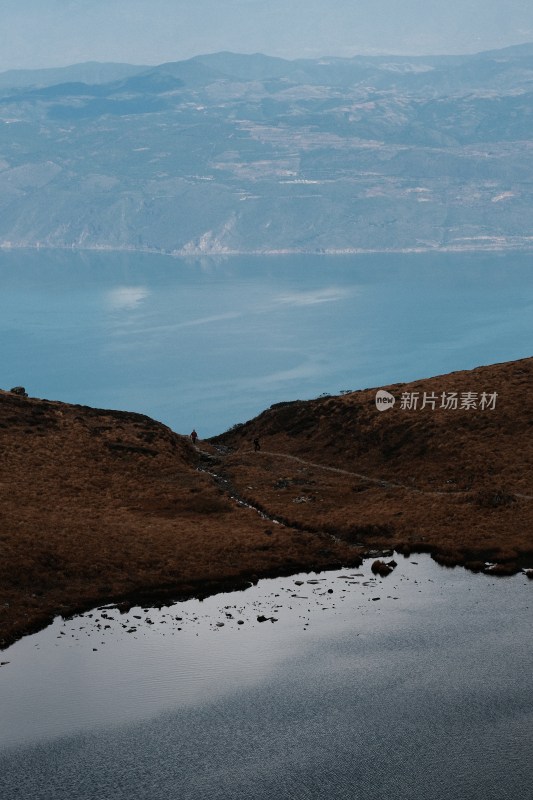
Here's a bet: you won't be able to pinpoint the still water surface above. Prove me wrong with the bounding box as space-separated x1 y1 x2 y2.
0 249 532 435
0 556 532 799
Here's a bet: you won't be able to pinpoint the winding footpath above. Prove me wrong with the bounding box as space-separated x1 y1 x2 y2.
200 445 532 503
240 449 533 500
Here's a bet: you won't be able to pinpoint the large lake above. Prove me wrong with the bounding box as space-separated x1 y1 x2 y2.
1 249 532 798
0 556 532 799
0 249 532 436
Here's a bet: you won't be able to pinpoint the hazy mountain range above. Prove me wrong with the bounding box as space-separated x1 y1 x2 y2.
1 45 533 255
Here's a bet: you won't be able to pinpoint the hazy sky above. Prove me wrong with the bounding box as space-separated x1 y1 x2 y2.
1 0 533 72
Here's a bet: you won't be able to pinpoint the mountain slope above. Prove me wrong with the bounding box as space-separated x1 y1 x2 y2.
1 47 533 253
1 356 532 648
0 62 148 91
0 391 359 648
213 357 533 572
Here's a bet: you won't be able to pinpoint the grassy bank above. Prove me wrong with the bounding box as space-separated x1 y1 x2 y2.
1 356 532 649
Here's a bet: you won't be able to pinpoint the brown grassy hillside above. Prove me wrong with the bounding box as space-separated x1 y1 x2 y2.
2 357 531 648
212 357 533 573
0 392 360 649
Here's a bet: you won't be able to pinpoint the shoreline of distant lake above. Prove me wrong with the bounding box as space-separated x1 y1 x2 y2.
3 240 533 257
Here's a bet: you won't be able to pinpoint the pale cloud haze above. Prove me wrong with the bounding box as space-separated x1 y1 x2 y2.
106 286 150 311
1 0 533 71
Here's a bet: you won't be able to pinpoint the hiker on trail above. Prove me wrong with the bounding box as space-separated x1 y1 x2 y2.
190 429 198 444
253 437 261 452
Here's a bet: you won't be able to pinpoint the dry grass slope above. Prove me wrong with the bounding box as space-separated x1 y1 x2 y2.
213 357 533 574
0 392 360 649
2 357 531 648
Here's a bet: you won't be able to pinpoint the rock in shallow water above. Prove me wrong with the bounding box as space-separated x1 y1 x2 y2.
371 559 395 577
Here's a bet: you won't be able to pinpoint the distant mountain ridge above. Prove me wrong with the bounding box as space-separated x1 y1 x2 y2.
1 46 533 254
0 61 149 90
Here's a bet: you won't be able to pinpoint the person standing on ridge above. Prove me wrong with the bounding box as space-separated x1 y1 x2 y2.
253 437 261 452
190 429 198 444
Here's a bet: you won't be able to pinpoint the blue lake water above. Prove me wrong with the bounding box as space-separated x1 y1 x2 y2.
0 556 532 799
0 249 532 436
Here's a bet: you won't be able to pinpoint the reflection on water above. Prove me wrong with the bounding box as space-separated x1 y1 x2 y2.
0 249 532 435
0 556 532 799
